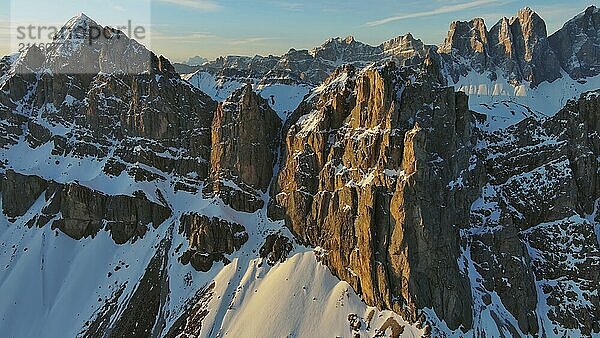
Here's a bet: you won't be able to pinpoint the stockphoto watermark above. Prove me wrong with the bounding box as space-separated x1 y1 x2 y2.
14 20 148 52
10 0 153 74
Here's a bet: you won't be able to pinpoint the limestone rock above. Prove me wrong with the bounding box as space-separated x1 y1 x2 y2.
469 89 600 335
272 63 474 330
204 84 281 212
549 6 600 79
440 18 490 72
259 233 293 265
0 171 171 243
441 7 562 86
1 170 48 219
179 214 248 272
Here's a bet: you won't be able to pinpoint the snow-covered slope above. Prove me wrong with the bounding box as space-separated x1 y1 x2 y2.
183 71 311 119
194 250 423 337
451 70 600 120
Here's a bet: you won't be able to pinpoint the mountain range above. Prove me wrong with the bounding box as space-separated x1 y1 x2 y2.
0 5 598 338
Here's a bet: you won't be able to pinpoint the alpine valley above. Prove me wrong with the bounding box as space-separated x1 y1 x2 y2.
0 6 599 338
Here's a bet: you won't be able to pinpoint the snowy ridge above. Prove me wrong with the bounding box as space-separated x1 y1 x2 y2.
451 70 600 116
183 71 311 120
201 250 423 337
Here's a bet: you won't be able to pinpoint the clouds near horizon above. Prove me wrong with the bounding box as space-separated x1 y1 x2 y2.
366 0 514 27
156 0 220 11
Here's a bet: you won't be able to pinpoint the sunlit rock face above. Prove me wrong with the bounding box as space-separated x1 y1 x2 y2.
271 64 475 331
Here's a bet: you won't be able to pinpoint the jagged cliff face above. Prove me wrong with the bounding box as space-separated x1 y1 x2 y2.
440 18 489 72
267 61 600 336
0 43 216 188
441 7 562 86
549 6 600 79
179 214 249 272
204 84 282 212
271 64 475 331
467 90 600 335
1 170 172 244
1 7 600 338
489 8 561 85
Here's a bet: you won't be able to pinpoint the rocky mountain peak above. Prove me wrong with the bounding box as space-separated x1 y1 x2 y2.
379 33 430 68
309 36 377 63
58 13 100 40
515 8 549 35
512 7 549 50
549 4 600 79
382 33 424 52
440 7 562 86
585 4 599 15
41 12 153 75
204 84 281 212
323 36 358 46
573 5 600 30
398 32 416 43
439 18 489 71
514 7 537 22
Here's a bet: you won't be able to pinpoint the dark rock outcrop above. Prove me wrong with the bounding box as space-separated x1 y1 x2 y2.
470 226 539 334
1 170 48 219
1 171 172 244
179 214 248 272
204 84 282 212
259 233 293 265
549 6 600 79
469 89 600 335
164 283 215 337
107 233 172 338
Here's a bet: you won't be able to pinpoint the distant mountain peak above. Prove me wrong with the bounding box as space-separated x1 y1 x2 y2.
318 36 362 48
517 6 535 16
549 4 600 79
76 12 93 21
39 14 154 74
387 32 419 43
381 33 427 59
514 6 545 26
63 13 97 30
574 4 599 20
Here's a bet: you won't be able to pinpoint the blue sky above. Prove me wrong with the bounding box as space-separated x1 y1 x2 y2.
0 0 597 62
